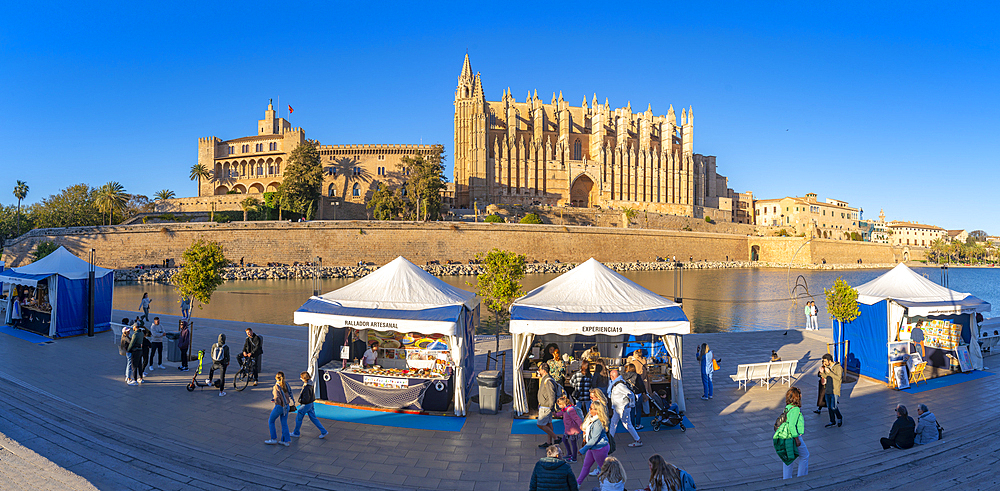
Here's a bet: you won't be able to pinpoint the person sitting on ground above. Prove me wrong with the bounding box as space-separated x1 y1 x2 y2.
536 363 561 449
913 403 940 445
771 350 781 362
529 444 579 491
645 454 696 491
595 456 627 491
881 404 916 449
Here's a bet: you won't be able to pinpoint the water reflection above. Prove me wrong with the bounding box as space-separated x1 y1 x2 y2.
113 267 999 332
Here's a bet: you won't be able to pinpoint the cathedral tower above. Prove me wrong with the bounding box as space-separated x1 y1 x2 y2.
454 54 487 208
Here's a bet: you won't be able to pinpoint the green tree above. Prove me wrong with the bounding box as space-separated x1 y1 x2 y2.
95 182 128 225
154 190 176 201
123 194 154 221
172 239 228 309
969 230 988 242
399 146 447 220
825 276 860 362
190 163 211 194
240 196 261 221
484 214 504 223
279 141 323 218
519 213 543 224
30 241 59 262
366 184 404 220
0 205 24 252
470 249 526 335
12 180 28 236
28 184 102 229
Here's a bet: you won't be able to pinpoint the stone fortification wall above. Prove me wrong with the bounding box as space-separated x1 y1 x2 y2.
2 221 906 270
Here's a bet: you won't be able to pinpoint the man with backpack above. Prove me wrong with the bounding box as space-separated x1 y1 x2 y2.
206 334 230 396
536 363 562 449
241 328 264 386
608 368 642 447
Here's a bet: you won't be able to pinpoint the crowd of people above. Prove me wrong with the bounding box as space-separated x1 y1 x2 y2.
532 345 697 490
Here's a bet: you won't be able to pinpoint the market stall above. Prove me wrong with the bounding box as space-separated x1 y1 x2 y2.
837 263 991 386
509 258 690 415
0 247 114 338
293 256 478 416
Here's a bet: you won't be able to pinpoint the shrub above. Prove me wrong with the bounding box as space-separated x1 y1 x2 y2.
484 214 504 223
705 216 714 224
520 213 543 224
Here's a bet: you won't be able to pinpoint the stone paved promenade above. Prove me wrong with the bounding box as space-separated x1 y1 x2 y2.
1 309 998 490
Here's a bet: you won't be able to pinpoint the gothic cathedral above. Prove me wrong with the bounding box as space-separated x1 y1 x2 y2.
453 54 738 219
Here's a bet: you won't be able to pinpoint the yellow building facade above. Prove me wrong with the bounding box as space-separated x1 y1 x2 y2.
755 193 862 239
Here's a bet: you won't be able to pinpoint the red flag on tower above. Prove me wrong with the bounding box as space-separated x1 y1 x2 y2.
288 105 294 114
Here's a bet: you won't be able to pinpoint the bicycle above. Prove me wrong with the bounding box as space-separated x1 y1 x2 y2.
233 354 258 391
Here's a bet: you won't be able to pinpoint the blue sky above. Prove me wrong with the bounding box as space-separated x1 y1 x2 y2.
2 2 997 233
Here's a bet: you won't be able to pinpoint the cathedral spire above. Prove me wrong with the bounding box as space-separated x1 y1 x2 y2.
460 53 473 81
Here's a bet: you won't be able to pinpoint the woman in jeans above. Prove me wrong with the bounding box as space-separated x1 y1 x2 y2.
576 403 610 485
292 371 328 439
265 372 293 446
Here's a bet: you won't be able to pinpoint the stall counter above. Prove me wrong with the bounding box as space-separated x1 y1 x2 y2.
319 365 454 412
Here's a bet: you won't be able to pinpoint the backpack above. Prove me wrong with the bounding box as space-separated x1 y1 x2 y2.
774 407 790 432
212 344 226 363
936 421 944 440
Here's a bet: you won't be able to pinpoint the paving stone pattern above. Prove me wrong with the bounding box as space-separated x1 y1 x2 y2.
0 309 996 490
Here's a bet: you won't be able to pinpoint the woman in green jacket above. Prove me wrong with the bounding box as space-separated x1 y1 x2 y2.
774 386 808 479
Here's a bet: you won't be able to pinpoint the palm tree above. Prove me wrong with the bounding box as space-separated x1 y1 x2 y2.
190 163 211 194
240 196 261 222
12 180 28 236
154 189 176 201
95 182 128 225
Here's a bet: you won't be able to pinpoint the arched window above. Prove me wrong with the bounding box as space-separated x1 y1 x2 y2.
573 140 582 160
352 183 360 197
328 184 336 197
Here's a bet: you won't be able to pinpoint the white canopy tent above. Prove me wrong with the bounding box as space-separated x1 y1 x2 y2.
840 263 991 380
293 256 479 416
509 258 691 414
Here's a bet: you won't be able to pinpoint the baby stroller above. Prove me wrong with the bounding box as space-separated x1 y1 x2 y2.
649 390 685 432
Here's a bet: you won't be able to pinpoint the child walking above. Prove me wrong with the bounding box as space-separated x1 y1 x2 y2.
292 371 329 439
556 396 583 462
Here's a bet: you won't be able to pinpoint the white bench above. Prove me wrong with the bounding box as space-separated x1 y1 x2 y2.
729 361 798 391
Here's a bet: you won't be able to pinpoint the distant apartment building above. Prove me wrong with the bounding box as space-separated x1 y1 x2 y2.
868 210 890 244
946 229 969 244
754 193 861 239
728 190 755 225
886 221 946 247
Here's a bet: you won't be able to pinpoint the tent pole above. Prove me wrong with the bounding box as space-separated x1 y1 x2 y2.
88 249 95 337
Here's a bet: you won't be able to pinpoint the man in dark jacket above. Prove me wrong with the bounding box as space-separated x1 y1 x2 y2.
177 321 191 371
207 334 230 397
126 322 145 385
241 328 264 386
881 404 916 449
529 445 578 491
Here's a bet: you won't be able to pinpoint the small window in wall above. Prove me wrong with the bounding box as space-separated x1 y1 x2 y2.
573 140 582 160
353 167 361 176
269 142 277 151
331 168 338 176
352 183 360 197
328 184 336 197
378 155 385 161
229 145 235 154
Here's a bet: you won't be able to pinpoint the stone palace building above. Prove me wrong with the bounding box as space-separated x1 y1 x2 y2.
453 54 747 221
157 101 439 219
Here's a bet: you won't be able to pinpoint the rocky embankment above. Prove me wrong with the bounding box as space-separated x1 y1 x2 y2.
114 260 900 283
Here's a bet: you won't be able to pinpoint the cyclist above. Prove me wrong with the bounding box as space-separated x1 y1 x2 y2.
241 328 264 386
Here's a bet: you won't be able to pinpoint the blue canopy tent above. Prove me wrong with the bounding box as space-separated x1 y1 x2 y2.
1 247 114 338
836 264 990 383
509 258 691 414
294 256 479 416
